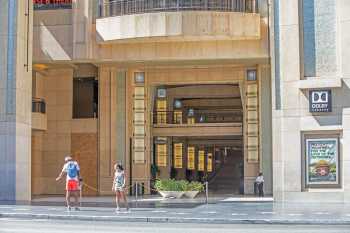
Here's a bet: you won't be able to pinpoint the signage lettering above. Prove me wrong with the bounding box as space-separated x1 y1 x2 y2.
309 90 332 113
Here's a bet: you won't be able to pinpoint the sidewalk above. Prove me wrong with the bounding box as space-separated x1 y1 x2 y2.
1 196 350 225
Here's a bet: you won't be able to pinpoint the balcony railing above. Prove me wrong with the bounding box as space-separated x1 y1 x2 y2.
153 109 243 125
32 98 46 114
33 0 72 10
98 0 259 18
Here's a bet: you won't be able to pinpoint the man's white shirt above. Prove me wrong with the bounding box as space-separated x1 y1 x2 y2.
255 176 264 184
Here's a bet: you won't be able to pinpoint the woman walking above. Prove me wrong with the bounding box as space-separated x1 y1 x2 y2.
112 164 129 212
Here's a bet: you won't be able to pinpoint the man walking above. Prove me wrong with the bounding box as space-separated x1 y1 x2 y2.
255 172 264 197
56 156 81 211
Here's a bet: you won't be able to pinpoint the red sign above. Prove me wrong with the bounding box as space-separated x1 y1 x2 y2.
34 0 72 4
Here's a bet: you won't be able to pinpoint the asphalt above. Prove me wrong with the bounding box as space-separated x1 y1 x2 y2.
1 198 350 225
2 219 350 233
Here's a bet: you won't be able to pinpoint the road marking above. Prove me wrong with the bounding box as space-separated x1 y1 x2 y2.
201 211 217 214
172 212 188 215
12 208 30 211
231 213 248 216
314 212 330 215
118 211 131 214
48 208 59 211
288 213 304 216
260 212 276 215
151 210 167 213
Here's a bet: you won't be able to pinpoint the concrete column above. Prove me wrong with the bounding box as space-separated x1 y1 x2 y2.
0 0 33 201
260 65 273 195
72 0 95 60
116 71 126 165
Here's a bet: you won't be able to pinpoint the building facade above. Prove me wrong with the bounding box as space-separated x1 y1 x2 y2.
272 0 350 202
0 0 349 203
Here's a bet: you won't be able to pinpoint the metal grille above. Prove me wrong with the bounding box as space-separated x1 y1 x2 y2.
98 0 258 18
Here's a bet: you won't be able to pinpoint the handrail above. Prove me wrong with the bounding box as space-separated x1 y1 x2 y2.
207 157 225 185
152 108 243 124
98 0 259 18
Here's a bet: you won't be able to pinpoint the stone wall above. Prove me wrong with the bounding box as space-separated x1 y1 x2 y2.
71 133 98 196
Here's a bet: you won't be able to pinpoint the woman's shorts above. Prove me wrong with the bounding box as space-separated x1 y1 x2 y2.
114 187 125 192
66 180 79 191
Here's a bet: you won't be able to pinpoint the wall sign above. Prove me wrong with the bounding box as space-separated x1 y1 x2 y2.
309 90 332 112
306 138 339 186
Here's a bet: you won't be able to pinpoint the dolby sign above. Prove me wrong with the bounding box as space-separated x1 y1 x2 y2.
309 90 332 113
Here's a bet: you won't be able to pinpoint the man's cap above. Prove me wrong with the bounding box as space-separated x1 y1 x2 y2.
65 156 72 162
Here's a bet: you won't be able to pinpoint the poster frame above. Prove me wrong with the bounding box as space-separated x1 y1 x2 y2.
304 137 340 188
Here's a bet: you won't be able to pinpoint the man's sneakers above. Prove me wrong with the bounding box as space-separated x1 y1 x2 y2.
66 206 80 212
115 207 131 214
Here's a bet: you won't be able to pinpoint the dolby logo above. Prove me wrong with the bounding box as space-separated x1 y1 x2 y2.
309 90 332 113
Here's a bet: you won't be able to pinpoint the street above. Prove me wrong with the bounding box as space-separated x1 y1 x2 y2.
0 219 349 233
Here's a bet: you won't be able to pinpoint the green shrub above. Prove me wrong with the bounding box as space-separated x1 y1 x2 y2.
154 179 204 192
186 181 204 192
155 179 187 191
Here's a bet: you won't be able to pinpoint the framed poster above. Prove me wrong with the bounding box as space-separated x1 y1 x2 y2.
157 144 167 167
187 147 195 170
306 138 339 186
174 143 183 169
207 153 213 172
198 150 205 171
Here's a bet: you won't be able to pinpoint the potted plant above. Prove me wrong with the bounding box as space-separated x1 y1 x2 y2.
154 179 186 198
183 181 204 198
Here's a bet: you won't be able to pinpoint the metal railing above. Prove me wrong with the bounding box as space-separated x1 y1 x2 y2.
34 0 72 10
152 108 243 125
32 98 46 114
98 0 259 18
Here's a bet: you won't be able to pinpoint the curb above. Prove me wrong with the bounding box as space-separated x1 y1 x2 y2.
1 213 350 225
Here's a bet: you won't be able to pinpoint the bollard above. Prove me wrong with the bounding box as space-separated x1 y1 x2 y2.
79 181 83 208
135 182 138 208
205 181 209 204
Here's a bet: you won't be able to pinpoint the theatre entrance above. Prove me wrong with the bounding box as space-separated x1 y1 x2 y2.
150 83 261 195
168 136 244 195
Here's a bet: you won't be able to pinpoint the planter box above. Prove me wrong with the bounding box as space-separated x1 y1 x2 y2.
184 191 199 199
158 191 185 199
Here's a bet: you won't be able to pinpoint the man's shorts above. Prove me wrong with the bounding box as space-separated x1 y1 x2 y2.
66 180 79 191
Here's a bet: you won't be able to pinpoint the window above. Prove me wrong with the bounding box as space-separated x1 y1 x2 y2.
302 0 337 77
73 78 98 119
